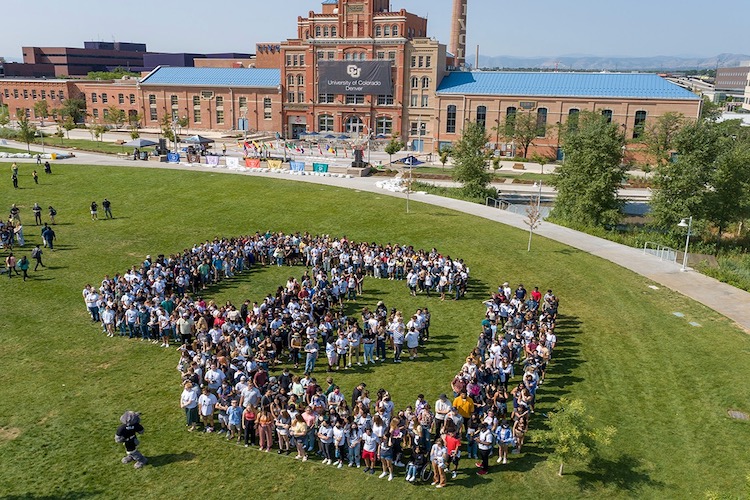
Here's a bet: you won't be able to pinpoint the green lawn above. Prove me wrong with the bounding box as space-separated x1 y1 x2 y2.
32 137 137 154
0 145 32 154
0 163 749 499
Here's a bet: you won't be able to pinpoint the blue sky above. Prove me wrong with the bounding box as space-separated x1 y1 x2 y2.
2 0 748 60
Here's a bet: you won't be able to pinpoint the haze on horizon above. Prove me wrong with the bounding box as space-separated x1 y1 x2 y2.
2 0 748 62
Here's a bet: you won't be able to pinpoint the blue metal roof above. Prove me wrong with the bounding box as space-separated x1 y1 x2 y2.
436 72 700 100
140 67 280 88
322 0 338 4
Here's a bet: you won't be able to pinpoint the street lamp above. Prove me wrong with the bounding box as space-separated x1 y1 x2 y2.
527 181 543 251
677 216 693 272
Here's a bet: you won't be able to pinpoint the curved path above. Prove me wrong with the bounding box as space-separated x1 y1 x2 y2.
7 140 750 333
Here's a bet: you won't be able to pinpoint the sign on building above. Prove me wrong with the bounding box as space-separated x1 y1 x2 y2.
318 61 393 95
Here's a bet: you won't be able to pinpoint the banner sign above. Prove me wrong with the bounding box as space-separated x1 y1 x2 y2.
226 157 239 168
290 161 305 172
313 163 329 173
245 158 261 168
205 155 219 166
267 159 283 169
318 61 393 95
167 152 180 163
186 153 201 163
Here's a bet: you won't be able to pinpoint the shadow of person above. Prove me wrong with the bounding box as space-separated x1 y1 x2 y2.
147 451 197 468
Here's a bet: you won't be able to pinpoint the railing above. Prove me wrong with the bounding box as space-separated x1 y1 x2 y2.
486 197 510 209
643 241 677 263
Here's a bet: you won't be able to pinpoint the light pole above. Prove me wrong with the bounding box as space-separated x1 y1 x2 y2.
527 181 543 251
677 216 693 272
405 157 413 214
38 122 45 154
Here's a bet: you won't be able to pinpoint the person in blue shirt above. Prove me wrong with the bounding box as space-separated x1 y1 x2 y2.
226 399 243 442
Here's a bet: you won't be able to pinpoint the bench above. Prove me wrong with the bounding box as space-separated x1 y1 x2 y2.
512 163 525 170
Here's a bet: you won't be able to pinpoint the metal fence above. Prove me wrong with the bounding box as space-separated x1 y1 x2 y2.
643 241 677 263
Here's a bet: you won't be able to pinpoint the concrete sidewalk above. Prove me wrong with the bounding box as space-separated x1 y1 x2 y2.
4 139 750 333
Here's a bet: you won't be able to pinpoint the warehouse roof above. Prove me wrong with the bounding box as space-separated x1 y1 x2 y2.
436 71 700 100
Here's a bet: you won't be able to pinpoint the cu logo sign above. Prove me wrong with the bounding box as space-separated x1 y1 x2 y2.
346 64 362 78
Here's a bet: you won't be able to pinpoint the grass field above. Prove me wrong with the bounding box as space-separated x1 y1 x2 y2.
1 163 749 499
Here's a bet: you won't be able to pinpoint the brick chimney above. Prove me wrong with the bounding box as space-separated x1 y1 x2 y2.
449 0 467 69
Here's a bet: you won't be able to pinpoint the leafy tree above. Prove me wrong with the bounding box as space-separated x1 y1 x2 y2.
61 115 76 139
90 123 108 142
0 105 10 128
86 67 139 80
535 398 616 476
529 153 552 174
104 106 126 129
451 121 492 198
495 111 539 158
439 149 450 170
643 112 685 166
60 97 86 124
650 121 722 230
15 109 37 153
703 142 750 240
160 114 175 142
699 96 722 122
384 137 404 166
54 126 65 145
551 111 625 227
33 99 49 124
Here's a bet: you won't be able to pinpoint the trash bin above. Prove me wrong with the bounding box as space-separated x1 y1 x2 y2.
140 152 148 160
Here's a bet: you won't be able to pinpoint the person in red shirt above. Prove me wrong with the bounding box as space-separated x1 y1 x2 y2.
444 430 462 479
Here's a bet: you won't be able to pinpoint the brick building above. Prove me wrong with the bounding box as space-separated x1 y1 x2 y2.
22 43 146 76
137 67 282 133
0 79 80 121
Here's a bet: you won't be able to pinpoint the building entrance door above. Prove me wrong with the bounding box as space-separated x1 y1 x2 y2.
345 115 364 134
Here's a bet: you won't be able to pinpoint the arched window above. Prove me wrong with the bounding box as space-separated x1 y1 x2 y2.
297 75 304 85
331 26 337 37
411 77 419 89
601 109 613 123
392 25 399 36
567 108 580 132
376 116 393 135
375 26 382 37
633 110 647 139
287 74 295 86
421 76 430 89
345 115 364 133
384 25 390 36
536 108 548 137
476 105 487 129
323 26 329 37
505 106 517 135
315 26 321 37
318 114 334 132
446 105 457 133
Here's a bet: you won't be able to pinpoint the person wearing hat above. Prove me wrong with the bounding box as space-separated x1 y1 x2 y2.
176 311 195 346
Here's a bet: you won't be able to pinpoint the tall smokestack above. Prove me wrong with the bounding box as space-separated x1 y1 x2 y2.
475 44 479 69
449 0 467 69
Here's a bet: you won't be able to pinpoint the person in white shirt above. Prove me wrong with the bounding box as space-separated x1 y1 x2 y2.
476 423 494 475
362 427 380 474
335 332 349 370
317 420 335 464
347 327 361 367
332 420 348 468
405 327 420 360
198 387 218 432
101 305 115 337
180 381 199 432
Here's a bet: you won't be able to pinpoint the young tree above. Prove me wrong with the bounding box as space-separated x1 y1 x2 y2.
61 115 76 139
0 105 9 128
551 111 625 227
495 111 540 158
54 126 65 145
529 153 551 174
451 121 492 198
699 96 722 122
15 109 37 153
384 136 405 166
439 148 450 170
33 99 49 125
104 106 126 130
90 123 108 142
524 190 543 251
60 97 86 124
535 398 616 476
643 112 685 167
160 114 175 142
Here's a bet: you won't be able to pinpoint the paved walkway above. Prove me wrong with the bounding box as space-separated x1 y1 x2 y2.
5 139 750 332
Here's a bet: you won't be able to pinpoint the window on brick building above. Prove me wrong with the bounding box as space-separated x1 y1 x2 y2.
377 51 385 60
150 108 157 120
411 77 419 89
239 97 247 110
426 56 431 67
317 51 324 60
288 74 295 86
287 92 295 103
149 94 156 105
375 26 382 37
328 51 335 60
633 110 647 139
377 95 393 105
331 26 337 37
536 108 548 137
421 95 429 108
446 105 457 133
601 109 613 123
388 51 396 60
411 56 416 68
392 25 399 36
297 75 304 85
298 91 305 103
421 77 430 88
318 114 334 132
476 105 486 128
345 94 365 105
318 93 335 103
58 91 64 100
323 26 329 37
410 122 418 136
93 109 99 119
376 116 393 135
263 97 272 119
91 93 97 103
384 25 390 36
101 93 108 103
118 93 124 104
193 107 201 123
410 93 418 107
23 90 28 99
567 108 580 132
216 109 224 124
32 90 37 99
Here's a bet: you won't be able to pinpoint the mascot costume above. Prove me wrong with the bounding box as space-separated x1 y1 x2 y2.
115 411 147 468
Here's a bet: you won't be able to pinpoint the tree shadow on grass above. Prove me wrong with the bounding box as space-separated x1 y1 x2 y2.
3 492 102 500
574 455 665 494
148 451 197 467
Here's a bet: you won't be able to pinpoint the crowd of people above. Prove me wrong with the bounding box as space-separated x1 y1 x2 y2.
85 231 559 486
2 202 54 279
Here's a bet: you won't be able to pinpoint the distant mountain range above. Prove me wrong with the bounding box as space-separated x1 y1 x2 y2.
471 53 750 71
